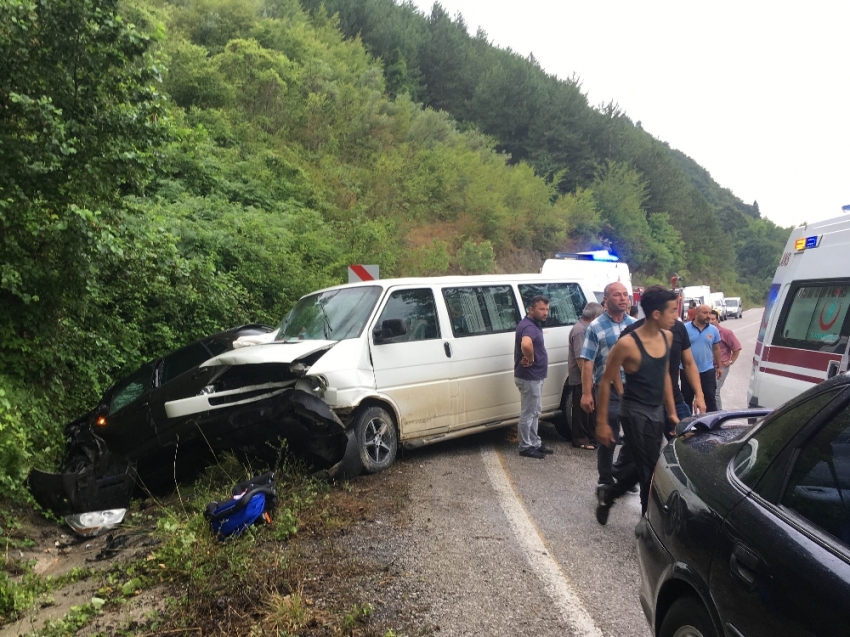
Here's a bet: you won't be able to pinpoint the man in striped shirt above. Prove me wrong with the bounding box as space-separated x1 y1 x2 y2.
580 282 636 486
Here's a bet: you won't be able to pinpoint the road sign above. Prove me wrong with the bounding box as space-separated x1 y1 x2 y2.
348 264 379 283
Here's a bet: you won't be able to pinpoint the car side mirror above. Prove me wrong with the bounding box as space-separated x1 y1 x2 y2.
373 318 406 343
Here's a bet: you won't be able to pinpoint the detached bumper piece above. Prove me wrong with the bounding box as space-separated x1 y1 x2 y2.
27 461 135 517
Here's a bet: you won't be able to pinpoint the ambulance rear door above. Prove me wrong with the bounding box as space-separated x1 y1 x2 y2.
750 216 850 408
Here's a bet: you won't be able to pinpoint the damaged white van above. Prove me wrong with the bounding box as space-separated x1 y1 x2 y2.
203 275 593 473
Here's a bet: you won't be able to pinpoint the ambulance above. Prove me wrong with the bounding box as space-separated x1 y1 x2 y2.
747 213 850 409
540 251 633 304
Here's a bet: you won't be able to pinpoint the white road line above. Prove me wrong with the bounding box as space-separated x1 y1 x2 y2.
481 444 604 637
736 319 763 331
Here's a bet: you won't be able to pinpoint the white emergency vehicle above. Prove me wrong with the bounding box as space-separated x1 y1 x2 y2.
747 214 850 409
540 251 633 304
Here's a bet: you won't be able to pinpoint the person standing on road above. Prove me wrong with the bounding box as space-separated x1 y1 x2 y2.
595 286 680 524
682 304 722 413
514 295 552 459
621 286 707 433
709 309 742 410
567 302 604 450
579 282 635 485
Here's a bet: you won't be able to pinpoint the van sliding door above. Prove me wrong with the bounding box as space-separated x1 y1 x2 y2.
369 287 454 438
441 285 522 429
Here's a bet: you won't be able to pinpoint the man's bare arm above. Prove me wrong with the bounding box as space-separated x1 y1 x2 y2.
713 343 722 379
520 335 534 367
664 363 678 424
580 357 594 413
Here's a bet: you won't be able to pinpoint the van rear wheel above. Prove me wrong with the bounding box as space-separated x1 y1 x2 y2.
354 406 397 473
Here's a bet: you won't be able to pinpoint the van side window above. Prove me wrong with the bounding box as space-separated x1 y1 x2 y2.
374 288 441 344
773 282 850 353
443 286 521 336
519 283 586 328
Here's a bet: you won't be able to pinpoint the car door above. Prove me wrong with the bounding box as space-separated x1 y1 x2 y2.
150 340 220 445
710 388 850 637
369 286 455 437
97 363 158 457
440 284 521 428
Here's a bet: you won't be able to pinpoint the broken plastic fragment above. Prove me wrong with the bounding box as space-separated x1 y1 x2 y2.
65 508 127 537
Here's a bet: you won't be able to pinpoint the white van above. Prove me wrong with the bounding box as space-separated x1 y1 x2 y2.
201 275 595 473
725 297 742 319
747 214 850 409
540 251 633 304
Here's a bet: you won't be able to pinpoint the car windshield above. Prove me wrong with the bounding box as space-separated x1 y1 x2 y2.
277 286 382 342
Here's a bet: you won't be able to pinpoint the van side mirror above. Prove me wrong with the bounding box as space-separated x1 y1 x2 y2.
373 318 406 343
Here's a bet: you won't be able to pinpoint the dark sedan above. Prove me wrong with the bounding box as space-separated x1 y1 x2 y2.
637 374 850 637
29 324 359 515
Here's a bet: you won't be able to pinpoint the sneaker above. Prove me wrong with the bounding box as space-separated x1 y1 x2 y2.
595 484 614 525
536 445 554 455
519 447 546 459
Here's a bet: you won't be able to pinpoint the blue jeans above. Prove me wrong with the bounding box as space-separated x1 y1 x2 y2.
515 377 543 450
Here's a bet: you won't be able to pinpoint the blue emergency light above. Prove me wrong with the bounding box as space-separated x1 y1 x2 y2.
553 250 619 262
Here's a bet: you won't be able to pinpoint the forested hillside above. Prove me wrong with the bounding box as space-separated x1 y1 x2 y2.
0 0 788 491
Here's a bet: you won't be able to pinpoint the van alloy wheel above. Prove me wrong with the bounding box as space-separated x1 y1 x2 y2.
354 406 398 473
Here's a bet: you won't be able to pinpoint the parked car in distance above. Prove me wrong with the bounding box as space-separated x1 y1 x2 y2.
724 296 742 319
636 375 850 637
28 324 359 516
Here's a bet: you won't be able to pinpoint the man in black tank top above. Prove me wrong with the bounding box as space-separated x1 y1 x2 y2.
594 286 680 524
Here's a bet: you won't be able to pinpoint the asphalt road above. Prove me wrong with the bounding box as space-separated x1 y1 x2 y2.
383 308 764 636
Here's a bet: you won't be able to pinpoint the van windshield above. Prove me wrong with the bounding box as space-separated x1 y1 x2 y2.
277 286 382 342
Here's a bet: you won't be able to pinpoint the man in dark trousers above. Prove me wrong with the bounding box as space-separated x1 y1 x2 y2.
595 286 681 524
682 304 722 413
514 295 551 459
567 301 604 449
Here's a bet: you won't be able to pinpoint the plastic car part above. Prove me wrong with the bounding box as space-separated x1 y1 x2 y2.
674 409 773 437
65 508 128 537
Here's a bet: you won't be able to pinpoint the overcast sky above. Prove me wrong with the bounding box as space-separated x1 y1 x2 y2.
410 0 850 229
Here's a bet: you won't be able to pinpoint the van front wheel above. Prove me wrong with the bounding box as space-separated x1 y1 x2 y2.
354 406 397 473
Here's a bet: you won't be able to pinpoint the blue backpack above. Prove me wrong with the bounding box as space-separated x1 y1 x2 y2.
204 472 278 540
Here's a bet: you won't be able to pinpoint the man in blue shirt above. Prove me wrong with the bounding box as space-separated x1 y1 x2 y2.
683 304 722 412
514 295 551 458
579 282 635 485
